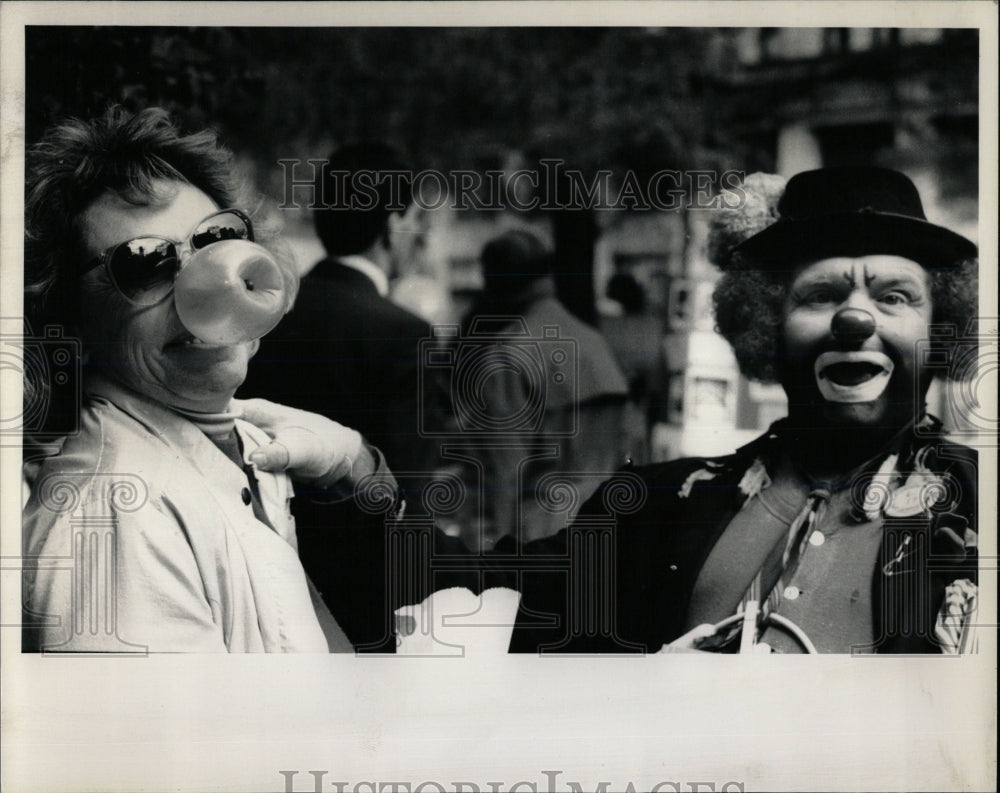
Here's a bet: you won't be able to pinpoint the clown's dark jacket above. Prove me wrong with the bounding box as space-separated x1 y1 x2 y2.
297 420 978 654
499 418 979 653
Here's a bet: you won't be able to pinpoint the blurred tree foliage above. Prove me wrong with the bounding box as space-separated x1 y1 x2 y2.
27 27 730 189
27 27 731 323
25 27 978 322
25 25 978 201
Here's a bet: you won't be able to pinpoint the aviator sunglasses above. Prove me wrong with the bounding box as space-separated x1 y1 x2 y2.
79 208 255 306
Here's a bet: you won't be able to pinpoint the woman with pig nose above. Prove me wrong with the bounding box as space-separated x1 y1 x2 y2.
21 107 392 653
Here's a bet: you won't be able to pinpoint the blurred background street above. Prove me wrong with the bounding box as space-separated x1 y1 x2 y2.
26 26 980 469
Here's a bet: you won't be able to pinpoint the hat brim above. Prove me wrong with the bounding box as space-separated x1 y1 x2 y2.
732 212 977 271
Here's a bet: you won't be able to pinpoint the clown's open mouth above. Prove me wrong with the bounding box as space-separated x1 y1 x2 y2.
823 361 885 385
814 351 894 403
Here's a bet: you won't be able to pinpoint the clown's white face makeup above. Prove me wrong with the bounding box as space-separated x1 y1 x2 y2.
781 255 933 431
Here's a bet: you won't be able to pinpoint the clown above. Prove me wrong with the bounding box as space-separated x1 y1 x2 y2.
503 167 980 654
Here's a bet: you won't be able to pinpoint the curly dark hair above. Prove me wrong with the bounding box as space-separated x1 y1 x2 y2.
713 255 980 383
25 105 296 327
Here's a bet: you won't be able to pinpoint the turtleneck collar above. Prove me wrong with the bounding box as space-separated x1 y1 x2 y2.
84 374 239 442
169 404 241 440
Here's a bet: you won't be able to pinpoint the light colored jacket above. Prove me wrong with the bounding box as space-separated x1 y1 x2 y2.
22 376 347 653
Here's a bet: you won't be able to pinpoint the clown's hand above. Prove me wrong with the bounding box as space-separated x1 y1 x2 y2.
657 623 717 654
236 398 372 487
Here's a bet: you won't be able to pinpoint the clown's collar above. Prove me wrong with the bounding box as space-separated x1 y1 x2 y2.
739 413 941 489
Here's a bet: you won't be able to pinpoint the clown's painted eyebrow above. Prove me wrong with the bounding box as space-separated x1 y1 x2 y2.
840 263 878 287
793 271 850 291
821 264 925 292
862 264 876 287
863 266 927 292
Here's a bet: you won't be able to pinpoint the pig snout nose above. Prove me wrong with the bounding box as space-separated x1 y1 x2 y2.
831 308 876 345
173 239 287 345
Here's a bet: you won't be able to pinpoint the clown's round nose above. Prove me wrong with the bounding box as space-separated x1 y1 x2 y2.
831 308 876 345
173 240 287 345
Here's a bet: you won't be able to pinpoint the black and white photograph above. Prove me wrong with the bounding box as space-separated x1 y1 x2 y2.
1 2 996 791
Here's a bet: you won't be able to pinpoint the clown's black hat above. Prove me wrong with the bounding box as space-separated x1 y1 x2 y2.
733 166 976 269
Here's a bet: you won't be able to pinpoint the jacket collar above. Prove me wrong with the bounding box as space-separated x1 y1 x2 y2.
83 374 255 469
731 415 940 479
472 276 557 315
309 255 389 297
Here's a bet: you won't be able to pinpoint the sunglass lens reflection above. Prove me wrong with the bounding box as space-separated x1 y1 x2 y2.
191 212 251 249
110 237 179 303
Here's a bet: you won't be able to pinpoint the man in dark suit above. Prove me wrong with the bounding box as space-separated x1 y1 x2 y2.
242 142 444 478
241 144 454 651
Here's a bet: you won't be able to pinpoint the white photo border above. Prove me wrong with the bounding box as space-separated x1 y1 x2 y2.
1 3 996 792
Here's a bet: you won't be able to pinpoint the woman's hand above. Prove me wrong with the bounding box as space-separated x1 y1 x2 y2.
235 398 372 486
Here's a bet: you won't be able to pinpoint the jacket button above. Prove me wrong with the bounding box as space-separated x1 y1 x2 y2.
241 487 252 505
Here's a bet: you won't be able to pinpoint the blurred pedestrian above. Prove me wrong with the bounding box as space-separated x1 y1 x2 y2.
460 229 629 542
243 141 448 478
600 271 665 464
